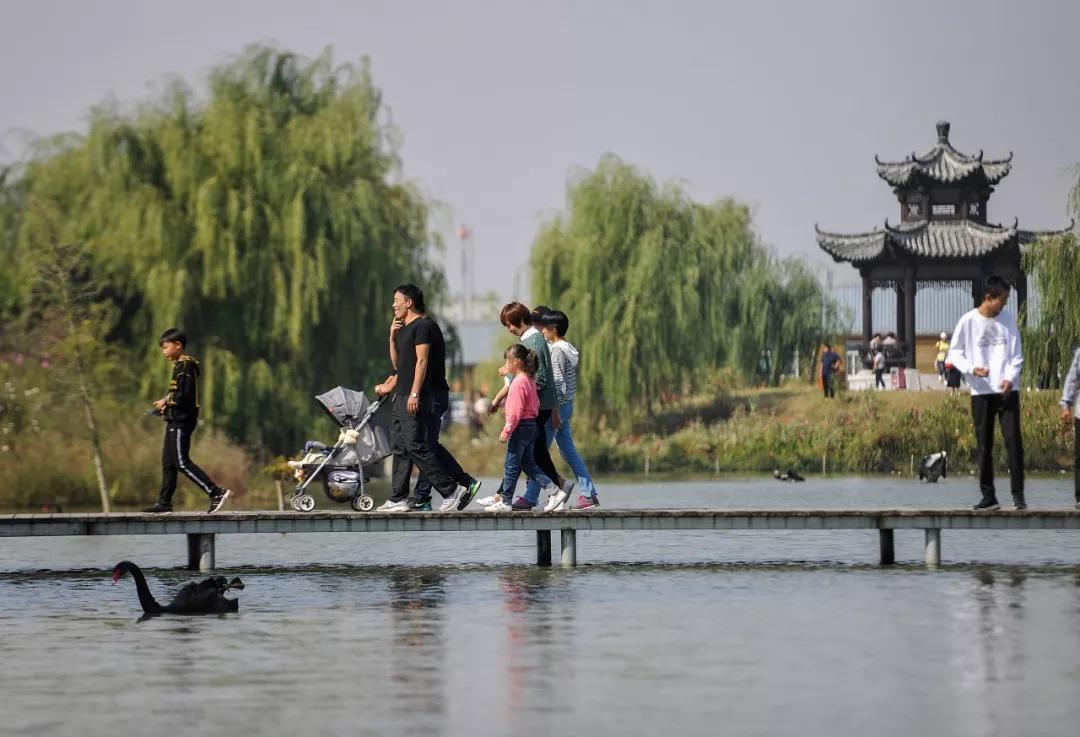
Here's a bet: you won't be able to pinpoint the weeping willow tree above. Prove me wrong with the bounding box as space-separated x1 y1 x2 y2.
5 46 442 452
531 155 837 428
1022 232 1080 388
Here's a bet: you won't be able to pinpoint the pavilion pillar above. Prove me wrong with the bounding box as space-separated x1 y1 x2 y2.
861 274 873 345
904 269 916 369
895 283 905 344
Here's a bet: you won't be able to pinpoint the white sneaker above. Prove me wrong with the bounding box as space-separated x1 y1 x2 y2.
377 499 410 512
544 486 569 512
438 495 458 512
486 499 512 512
476 494 500 507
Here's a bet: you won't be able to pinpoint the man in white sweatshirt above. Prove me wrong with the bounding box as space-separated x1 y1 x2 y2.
947 276 1025 510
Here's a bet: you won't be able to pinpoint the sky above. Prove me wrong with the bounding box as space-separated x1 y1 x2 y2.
1 0 1077 303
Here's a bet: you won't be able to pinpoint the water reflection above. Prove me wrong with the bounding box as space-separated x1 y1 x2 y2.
497 569 576 722
387 569 447 734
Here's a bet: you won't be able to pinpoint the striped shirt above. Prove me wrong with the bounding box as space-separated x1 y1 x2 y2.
549 339 579 405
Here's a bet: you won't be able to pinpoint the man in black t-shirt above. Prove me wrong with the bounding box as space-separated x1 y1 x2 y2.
375 284 481 512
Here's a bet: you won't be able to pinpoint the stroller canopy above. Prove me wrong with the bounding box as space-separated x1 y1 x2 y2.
315 387 371 427
314 386 392 465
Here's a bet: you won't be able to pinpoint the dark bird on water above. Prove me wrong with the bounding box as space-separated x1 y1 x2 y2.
112 561 243 615
773 469 806 482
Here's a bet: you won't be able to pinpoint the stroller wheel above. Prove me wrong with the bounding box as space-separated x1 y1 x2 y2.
352 495 375 512
290 496 302 512
297 494 316 512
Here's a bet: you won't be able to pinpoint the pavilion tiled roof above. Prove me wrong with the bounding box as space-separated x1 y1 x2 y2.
875 121 1012 186
815 219 1074 263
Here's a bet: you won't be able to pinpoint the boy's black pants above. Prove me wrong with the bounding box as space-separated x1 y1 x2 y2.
159 423 219 503
971 392 1024 503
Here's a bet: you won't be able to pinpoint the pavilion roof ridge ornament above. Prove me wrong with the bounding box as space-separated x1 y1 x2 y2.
874 121 1013 186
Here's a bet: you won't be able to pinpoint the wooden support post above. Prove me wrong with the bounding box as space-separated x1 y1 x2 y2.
924 529 941 568
861 274 873 346
536 530 552 567
560 528 577 568
186 533 215 571
879 529 895 565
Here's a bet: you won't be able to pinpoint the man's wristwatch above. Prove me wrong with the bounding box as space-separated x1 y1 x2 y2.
409 392 419 399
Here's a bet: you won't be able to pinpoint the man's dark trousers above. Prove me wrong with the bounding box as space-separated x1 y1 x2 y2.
823 373 836 398
389 395 459 503
971 392 1024 504
159 423 218 504
413 390 473 503
532 408 561 482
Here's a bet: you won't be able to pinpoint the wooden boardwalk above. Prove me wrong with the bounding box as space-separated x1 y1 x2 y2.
3 509 1078 570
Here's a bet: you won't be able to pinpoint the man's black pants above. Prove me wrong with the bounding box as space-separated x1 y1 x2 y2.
414 391 473 502
390 395 458 503
971 392 1024 502
160 423 219 503
823 374 836 398
874 369 885 389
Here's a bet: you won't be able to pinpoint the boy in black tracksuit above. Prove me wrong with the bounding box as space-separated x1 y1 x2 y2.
144 328 230 513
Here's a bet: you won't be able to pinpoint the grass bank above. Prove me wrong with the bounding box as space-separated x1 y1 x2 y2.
442 385 1075 478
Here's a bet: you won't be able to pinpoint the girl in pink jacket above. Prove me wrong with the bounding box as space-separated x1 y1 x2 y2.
488 344 560 512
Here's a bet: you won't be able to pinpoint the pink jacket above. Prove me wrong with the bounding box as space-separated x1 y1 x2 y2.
502 373 540 437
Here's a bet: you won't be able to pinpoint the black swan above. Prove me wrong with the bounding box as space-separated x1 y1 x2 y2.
112 561 241 615
919 451 948 483
773 469 806 482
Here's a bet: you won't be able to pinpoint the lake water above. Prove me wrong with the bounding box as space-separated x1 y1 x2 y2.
2 476 1079 737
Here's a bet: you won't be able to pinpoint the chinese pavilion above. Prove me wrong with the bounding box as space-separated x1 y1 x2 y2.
816 121 1072 368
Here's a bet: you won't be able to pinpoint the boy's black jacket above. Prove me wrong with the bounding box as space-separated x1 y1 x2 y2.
164 355 200 425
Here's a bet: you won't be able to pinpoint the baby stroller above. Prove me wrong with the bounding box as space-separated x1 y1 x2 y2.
288 387 392 512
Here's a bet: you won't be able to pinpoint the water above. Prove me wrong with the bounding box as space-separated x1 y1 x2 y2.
3 477 1079 737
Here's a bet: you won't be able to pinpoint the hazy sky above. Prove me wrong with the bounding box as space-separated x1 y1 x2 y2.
2 0 1076 301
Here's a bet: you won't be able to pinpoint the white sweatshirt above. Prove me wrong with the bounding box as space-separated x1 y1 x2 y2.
946 308 1023 396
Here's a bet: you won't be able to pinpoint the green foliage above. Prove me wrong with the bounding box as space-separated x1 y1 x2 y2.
2 46 441 452
530 155 840 429
1023 233 1080 388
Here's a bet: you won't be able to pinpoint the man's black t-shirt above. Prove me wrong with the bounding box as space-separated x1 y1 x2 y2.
395 315 450 397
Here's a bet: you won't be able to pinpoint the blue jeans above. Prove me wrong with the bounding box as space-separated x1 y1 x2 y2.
501 419 554 505
526 401 597 499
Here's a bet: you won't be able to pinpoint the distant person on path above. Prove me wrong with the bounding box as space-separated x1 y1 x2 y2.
537 309 600 510
944 360 962 394
934 332 951 384
820 343 841 399
144 328 230 514
1059 345 1080 511
868 333 883 353
946 276 1025 511
872 347 886 390
485 344 561 512
376 284 481 512
882 332 898 347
